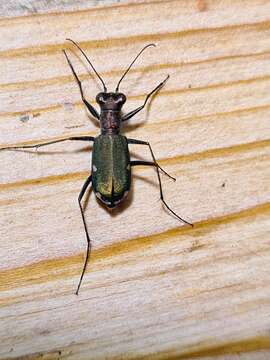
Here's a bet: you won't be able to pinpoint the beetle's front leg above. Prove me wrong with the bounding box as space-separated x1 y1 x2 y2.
122 75 169 122
63 50 100 120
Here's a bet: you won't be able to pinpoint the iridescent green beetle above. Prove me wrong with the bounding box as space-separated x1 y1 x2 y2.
0 39 193 294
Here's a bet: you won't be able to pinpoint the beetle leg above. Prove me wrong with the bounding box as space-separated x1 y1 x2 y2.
127 138 175 180
63 50 100 120
129 141 193 227
130 160 175 180
0 136 95 151
122 75 169 122
76 174 93 295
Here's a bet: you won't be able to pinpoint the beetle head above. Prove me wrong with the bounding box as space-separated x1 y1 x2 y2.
96 92 126 111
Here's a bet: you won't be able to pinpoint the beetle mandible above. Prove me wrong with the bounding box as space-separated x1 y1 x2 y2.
1 39 193 294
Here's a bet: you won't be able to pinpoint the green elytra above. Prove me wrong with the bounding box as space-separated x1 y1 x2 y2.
92 134 131 208
0 39 193 294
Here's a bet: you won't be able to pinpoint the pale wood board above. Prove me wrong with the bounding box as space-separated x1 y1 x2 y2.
0 0 135 18
0 1 270 359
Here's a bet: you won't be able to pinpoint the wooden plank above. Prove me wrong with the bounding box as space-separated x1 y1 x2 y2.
0 0 133 18
0 1 270 359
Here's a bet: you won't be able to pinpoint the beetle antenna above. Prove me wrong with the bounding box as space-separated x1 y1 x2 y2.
66 38 107 92
115 43 156 92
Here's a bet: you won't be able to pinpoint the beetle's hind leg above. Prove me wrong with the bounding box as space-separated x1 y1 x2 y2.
76 174 93 295
128 139 193 227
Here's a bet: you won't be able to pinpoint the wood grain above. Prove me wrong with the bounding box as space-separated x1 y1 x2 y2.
0 1 270 359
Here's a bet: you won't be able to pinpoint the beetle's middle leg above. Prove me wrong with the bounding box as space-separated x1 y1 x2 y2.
76 174 93 295
0 136 95 151
128 139 193 227
127 138 175 180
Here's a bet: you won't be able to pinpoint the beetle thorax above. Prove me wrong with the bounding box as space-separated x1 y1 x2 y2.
100 110 121 134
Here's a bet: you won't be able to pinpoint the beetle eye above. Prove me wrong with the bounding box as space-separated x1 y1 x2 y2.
96 93 105 103
117 93 126 104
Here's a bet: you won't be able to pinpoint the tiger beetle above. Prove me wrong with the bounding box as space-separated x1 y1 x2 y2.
1 39 193 294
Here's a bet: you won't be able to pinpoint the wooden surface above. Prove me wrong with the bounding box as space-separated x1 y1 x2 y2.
0 0 270 359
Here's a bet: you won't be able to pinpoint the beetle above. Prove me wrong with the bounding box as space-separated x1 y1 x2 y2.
1 39 193 294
